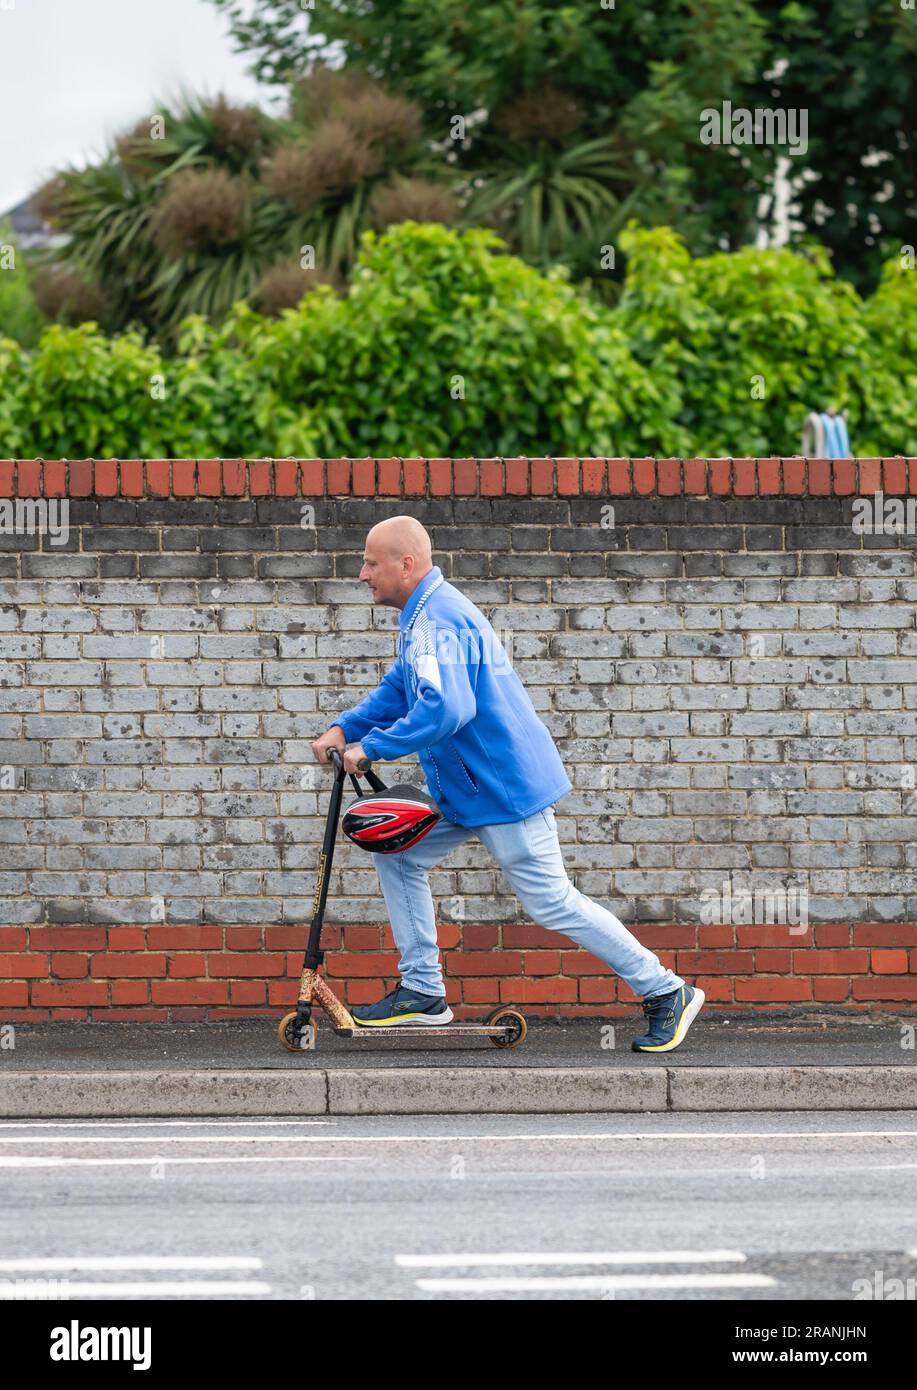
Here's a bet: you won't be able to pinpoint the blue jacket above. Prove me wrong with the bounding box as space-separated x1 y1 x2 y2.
332 567 571 827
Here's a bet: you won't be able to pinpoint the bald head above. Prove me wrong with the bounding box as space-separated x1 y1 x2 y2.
359 515 434 610
366 516 432 566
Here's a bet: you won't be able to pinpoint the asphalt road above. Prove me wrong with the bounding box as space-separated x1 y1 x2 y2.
1 1111 916 1301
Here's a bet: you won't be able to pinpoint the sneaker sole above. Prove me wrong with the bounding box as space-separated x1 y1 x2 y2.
351 1005 455 1028
632 986 706 1053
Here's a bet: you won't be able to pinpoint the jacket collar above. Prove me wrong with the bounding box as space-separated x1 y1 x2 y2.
400 565 443 633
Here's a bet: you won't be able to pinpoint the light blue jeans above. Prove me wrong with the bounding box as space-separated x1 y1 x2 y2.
373 804 684 1001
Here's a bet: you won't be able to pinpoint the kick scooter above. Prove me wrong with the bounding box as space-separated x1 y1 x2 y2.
278 747 527 1051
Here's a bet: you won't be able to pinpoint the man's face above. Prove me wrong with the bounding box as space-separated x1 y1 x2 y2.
359 538 411 609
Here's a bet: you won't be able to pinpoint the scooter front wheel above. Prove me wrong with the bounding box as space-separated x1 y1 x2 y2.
485 1006 527 1048
278 1011 318 1053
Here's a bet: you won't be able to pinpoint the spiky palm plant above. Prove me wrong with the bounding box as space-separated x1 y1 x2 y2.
371 178 459 231
31 159 177 331
148 194 309 329
467 134 645 270
32 95 286 339
117 93 274 178
459 84 649 275
264 71 446 274
30 67 649 338
31 265 107 328
254 259 341 315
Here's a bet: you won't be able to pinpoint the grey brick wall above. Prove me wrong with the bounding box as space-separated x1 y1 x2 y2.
1 491 915 930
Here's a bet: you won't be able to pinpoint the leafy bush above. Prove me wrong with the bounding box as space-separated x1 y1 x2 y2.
616 224 882 456
0 337 32 454
24 323 169 458
858 257 917 457
0 222 913 460
162 311 267 458
240 221 679 457
0 222 47 348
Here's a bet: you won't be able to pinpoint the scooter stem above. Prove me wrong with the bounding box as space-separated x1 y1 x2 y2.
302 752 347 969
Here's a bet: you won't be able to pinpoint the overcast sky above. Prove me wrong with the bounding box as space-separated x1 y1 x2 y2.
0 0 284 211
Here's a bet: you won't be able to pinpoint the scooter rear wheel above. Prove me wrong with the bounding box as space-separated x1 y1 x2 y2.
278 1011 318 1053
485 1006 527 1048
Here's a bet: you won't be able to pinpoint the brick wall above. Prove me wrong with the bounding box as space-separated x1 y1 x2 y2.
1 456 916 1021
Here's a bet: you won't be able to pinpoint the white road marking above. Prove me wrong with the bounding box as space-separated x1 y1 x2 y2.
3 1153 913 1179
296 1129 917 1143
533 1161 917 1178
0 1128 911 1144
852 1165 917 1172
397 1249 747 1268
415 1273 776 1292
0 1135 367 1146
0 1256 262 1271
0 1155 362 1169
0 1281 270 1298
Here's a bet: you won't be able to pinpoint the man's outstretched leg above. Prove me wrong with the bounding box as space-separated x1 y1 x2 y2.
478 805 705 1053
350 816 474 1026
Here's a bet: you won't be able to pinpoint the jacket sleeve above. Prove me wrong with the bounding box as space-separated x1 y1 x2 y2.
331 659 408 742
360 627 478 761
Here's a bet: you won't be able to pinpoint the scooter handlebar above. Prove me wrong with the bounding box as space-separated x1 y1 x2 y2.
327 746 373 772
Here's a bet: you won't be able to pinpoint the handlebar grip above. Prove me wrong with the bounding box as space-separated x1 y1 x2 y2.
326 746 372 772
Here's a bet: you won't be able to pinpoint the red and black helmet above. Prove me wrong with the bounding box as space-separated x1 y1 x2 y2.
342 783 442 854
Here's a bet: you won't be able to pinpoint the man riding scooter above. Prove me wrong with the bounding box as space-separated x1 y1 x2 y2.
310 515 704 1053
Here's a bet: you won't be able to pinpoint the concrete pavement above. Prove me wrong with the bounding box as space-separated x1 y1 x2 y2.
1 1015 916 1116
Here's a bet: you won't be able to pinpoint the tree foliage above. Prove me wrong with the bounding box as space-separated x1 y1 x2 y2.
748 0 917 291
210 0 917 288
211 0 771 266
31 0 914 343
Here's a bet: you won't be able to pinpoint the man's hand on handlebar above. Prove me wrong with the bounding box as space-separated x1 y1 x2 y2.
309 728 373 774
310 727 346 765
342 742 370 776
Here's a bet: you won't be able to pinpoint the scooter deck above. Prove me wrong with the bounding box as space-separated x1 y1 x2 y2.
333 1024 513 1038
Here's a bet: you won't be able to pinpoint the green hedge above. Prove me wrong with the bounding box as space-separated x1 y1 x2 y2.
1 222 913 458
0 221 46 352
